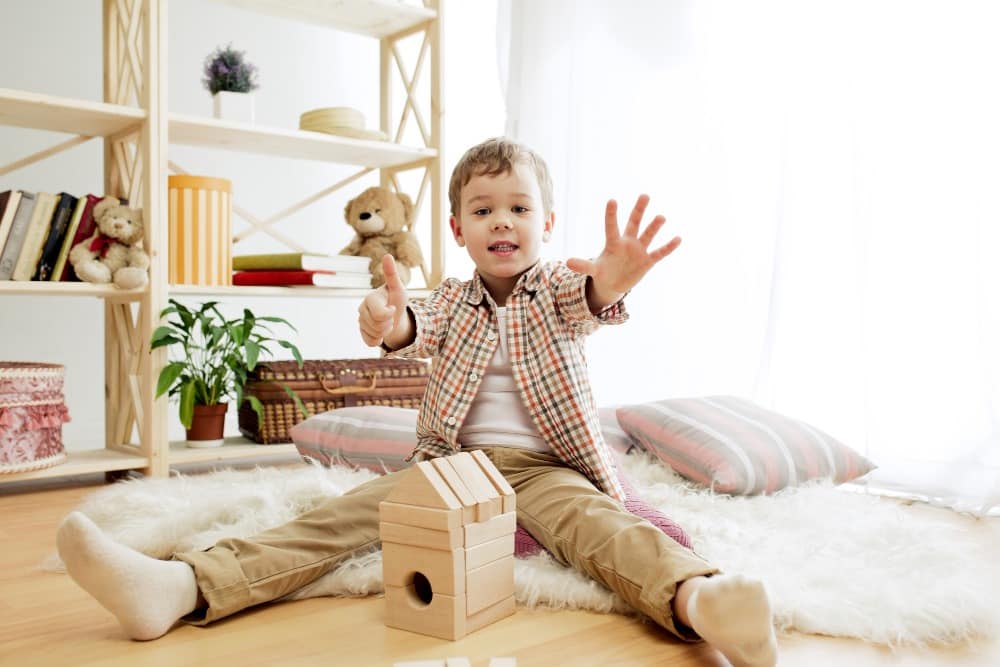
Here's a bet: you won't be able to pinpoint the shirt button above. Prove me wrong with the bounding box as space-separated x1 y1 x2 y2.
469 372 479 382
446 416 457 426
486 331 496 341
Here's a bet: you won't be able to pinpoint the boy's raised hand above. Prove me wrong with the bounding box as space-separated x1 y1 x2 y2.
567 194 681 302
358 254 409 347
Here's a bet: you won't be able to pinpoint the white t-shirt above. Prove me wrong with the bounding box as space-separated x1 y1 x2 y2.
457 307 553 453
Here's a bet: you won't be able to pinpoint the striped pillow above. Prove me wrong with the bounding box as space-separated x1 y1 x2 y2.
616 396 875 495
290 405 637 475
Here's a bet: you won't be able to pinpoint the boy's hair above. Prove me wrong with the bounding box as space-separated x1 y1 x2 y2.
448 137 554 217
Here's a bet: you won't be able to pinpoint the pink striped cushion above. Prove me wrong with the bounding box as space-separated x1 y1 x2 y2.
290 405 636 474
616 396 875 495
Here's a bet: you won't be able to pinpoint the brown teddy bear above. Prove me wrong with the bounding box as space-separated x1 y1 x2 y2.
69 196 150 289
341 186 423 287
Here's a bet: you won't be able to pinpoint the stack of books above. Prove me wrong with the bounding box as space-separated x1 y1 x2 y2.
0 190 107 282
232 252 373 288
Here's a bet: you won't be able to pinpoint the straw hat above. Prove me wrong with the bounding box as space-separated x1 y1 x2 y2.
298 107 388 141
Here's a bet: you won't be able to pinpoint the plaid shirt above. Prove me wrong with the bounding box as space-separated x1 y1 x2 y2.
387 260 628 502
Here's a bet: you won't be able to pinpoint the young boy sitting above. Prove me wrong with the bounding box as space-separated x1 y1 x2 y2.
57 137 777 667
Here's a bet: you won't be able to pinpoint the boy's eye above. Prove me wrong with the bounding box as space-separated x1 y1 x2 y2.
473 207 490 216
512 206 528 214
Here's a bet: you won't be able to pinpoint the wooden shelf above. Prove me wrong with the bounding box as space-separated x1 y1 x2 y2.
169 114 435 167
0 281 146 299
209 0 436 38
168 284 431 299
169 437 299 464
0 448 148 483
0 88 144 136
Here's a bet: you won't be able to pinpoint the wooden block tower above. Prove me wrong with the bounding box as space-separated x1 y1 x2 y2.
380 450 517 640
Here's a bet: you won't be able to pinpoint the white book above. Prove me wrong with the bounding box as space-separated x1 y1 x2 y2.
12 192 57 281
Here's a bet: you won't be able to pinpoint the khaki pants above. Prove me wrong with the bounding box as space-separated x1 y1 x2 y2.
174 448 719 638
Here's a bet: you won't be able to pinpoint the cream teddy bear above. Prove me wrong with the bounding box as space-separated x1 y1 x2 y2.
341 186 424 288
69 197 150 289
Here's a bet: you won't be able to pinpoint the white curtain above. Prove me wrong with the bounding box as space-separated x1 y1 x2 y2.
497 0 1000 515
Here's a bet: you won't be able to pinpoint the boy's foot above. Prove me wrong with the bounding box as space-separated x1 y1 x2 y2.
56 511 199 640
686 574 778 667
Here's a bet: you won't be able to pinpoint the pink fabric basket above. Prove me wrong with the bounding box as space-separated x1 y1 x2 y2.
0 362 70 474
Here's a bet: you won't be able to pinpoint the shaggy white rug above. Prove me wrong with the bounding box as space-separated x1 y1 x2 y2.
47 452 998 647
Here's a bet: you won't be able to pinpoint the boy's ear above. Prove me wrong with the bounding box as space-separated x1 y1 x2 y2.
449 215 465 247
542 211 555 242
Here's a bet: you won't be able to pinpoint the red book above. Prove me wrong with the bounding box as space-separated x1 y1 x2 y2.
232 269 372 289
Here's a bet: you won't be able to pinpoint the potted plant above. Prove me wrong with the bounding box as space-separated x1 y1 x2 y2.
203 43 259 123
151 299 304 447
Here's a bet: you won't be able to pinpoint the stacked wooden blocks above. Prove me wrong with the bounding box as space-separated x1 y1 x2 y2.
380 450 517 640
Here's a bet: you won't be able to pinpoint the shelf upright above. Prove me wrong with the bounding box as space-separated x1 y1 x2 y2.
101 0 169 477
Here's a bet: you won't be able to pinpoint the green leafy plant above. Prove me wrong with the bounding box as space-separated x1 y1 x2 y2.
151 299 304 428
202 43 259 94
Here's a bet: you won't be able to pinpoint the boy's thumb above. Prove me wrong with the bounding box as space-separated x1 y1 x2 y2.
382 253 401 290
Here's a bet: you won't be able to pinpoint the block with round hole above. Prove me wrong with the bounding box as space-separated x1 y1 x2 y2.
382 541 466 596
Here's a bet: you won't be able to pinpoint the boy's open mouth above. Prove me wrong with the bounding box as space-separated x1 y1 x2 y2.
488 242 518 254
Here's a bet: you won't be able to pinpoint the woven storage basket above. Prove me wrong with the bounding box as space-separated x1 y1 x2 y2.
239 358 429 444
0 362 70 474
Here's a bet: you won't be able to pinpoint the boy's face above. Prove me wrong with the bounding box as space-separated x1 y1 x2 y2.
450 161 555 301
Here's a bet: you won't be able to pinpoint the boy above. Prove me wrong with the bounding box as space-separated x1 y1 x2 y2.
58 138 777 667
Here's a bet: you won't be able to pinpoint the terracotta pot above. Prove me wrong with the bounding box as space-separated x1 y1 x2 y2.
185 403 228 448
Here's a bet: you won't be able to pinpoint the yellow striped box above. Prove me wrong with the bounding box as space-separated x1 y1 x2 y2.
167 175 232 285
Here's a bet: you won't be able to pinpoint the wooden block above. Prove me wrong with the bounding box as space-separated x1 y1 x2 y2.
469 449 517 513
488 659 517 667
466 555 515 615
464 533 515 571
430 456 477 506
447 452 503 522
465 594 516 635
464 511 517 547
380 501 464 531
445 659 472 667
383 541 466 596
385 583 466 640
381 522 463 551
385 461 463 510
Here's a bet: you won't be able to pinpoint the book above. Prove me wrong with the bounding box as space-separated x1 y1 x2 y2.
49 196 89 281
232 269 373 289
12 192 57 281
232 252 371 273
0 190 23 258
33 192 78 281
60 194 103 281
0 192 36 280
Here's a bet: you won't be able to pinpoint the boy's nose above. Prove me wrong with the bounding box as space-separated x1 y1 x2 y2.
492 217 513 231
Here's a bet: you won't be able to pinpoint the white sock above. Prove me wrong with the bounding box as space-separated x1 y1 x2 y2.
686 574 778 667
56 511 199 640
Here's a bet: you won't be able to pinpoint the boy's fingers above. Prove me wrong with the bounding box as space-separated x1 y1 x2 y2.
386 305 401 331
382 254 403 292
566 257 595 276
649 236 682 262
638 215 666 246
604 200 620 243
625 194 650 238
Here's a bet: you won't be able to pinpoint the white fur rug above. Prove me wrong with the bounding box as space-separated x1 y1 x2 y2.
47 453 998 647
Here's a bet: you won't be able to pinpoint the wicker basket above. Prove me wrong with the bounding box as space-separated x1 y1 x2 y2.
239 358 429 444
0 362 70 474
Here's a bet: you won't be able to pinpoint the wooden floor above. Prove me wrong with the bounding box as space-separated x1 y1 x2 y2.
2 471 998 667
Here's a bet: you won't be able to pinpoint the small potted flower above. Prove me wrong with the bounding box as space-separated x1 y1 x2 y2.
203 43 259 123
151 299 303 447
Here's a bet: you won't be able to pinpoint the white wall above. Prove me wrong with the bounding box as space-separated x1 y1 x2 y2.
0 0 504 447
